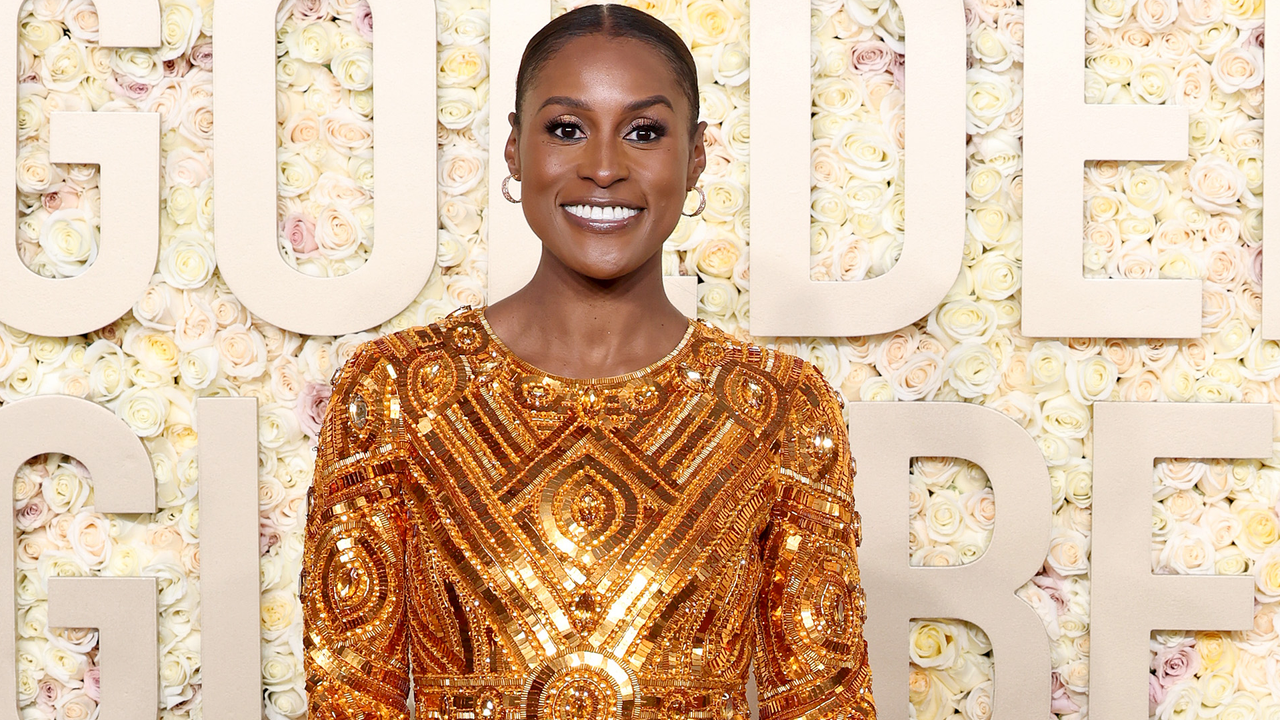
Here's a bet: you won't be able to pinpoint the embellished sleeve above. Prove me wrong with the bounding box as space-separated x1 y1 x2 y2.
753 361 876 720
302 341 412 720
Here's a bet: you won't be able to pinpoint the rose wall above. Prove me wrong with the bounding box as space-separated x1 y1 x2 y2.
1 0 1277 719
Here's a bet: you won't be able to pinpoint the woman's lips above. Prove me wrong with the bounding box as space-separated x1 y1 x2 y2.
560 204 645 232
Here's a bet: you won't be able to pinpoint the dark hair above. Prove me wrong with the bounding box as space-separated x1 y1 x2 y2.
515 4 701 137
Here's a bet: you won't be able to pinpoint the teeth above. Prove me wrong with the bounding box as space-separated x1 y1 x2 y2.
564 205 640 221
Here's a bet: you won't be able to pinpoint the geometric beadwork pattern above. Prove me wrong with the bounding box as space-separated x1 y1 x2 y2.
302 305 876 720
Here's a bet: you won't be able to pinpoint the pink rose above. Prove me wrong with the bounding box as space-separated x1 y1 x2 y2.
891 52 905 91
84 667 100 702
1250 244 1263 285
163 56 191 77
1152 639 1199 687
36 677 61 714
1050 672 1080 714
850 39 894 73
296 381 332 439
293 0 330 22
260 520 282 555
1149 675 1165 715
16 495 51 531
1032 574 1069 614
282 212 318 256
106 72 152 100
190 42 213 71
1245 26 1264 51
42 187 80 212
353 1 373 42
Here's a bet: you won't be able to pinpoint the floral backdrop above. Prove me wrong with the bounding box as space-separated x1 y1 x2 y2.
0 0 1277 718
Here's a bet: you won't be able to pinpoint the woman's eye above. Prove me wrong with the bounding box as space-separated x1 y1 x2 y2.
626 125 664 143
550 122 585 140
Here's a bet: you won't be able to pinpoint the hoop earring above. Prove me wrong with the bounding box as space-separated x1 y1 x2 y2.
502 174 521 203
682 185 706 217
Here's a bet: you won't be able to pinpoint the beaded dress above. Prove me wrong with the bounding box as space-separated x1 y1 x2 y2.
302 305 875 720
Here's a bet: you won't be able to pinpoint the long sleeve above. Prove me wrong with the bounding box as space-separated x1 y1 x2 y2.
302 340 412 720
753 361 876 720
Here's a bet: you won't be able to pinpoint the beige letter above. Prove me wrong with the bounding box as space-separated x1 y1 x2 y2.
214 0 437 335
749 0 965 336
195 398 263 719
0 395 155 716
47 578 159 720
849 402 1052 719
1091 403 1271 720
0 0 160 336
486 0 696 316
1022 2 1196 337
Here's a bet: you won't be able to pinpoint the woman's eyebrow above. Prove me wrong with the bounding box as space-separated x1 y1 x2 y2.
537 94 674 113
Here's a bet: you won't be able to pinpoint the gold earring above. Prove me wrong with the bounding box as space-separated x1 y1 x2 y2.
682 186 706 217
502 173 521 203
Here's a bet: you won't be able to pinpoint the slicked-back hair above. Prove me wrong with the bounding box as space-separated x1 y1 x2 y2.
515 4 701 137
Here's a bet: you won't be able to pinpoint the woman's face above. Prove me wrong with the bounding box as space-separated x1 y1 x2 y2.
505 34 707 281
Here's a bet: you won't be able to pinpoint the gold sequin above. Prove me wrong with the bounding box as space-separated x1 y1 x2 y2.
303 306 875 720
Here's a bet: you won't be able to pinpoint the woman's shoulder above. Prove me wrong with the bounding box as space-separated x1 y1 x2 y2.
348 305 485 376
689 319 835 405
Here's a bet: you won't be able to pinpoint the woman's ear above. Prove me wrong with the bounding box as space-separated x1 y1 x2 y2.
687 120 708 188
504 111 521 178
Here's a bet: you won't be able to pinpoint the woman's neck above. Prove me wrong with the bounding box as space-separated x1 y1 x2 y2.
481 249 690 380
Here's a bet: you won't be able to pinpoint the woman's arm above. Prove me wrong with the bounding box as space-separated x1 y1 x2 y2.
754 361 876 720
302 341 413 720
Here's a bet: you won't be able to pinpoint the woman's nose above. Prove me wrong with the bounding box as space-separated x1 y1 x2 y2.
579 136 627 187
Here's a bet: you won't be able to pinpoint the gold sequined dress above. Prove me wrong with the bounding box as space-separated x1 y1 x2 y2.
303 305 875 720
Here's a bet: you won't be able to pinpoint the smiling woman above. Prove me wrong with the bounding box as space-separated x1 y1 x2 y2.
302 5 876 720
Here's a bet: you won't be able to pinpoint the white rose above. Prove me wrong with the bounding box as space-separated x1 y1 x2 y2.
859 376 896 402
68 512 112 569
965 67 1019 133
887 352 943 401
159 233 215 290
114 385 169 437
261 649 301 692
1046 528 1089 576
284 20 335 64
437 87 479 130
38 208 97 277
266 689 307 720
176 346 219 390
1085 0 1137 27
314 204 366 260
437 142 485 194
909 619 967 669
215 324 268 379
157 0 201 60
123 325 181 378
943 341 999 399
276 149 317 198
437 44 487 88
1188 154 1250 215
1065 355 1117 403
710 41 749 86
330 46 372 91
260 589 297 639
834 121 898 182
439 194 482 237
38 37 88 92
321 106 373 152
1211 45 1263 92
923 489 965 543
1157 524 1216 574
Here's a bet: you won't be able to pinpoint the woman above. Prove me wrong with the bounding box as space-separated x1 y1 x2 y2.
302 5 876 720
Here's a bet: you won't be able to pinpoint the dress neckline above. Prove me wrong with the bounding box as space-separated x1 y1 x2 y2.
473 304 698 386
